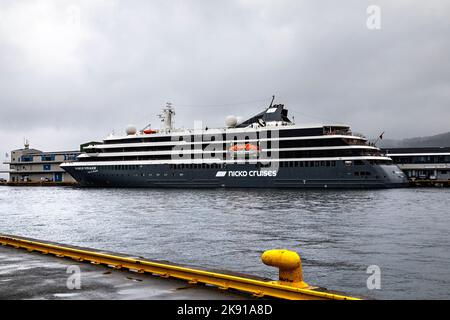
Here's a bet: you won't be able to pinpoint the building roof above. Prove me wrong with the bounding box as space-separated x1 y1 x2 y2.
11 148 80 156
11 148 43 154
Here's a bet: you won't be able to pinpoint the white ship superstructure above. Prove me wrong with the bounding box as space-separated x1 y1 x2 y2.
61 102 407 188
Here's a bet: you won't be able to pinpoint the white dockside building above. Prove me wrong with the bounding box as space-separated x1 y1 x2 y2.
3 141 80 184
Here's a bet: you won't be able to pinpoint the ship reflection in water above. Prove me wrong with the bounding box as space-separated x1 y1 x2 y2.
0 186 449 299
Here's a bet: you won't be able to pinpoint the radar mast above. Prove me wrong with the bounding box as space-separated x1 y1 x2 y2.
158 102 175 133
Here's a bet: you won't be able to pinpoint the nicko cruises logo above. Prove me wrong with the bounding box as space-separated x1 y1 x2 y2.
216 170 278 177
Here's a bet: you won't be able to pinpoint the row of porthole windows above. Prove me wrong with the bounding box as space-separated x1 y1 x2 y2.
354 171 372 176
95 160 343 171
89 159 397 172
94 173 185 178
169 163 226 170
279 161 337 168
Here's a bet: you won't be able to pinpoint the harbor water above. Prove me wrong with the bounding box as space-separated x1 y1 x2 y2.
0 186 449 299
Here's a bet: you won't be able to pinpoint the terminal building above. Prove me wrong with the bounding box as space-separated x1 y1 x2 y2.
3 142 80 184
384 147 450 181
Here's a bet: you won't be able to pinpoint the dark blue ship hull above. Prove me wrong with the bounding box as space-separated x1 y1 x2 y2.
63 161 408 189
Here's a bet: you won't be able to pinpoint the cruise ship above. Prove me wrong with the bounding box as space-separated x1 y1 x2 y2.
61 102 408 188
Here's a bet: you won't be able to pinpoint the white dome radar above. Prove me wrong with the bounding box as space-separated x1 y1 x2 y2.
225 115 238 128
126 125 137 135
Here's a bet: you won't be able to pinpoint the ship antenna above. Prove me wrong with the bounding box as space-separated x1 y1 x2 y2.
158 102 175 132
24 138 30 150
269 95 275 108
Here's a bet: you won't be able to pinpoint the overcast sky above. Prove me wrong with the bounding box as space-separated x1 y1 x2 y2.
1 0 449 173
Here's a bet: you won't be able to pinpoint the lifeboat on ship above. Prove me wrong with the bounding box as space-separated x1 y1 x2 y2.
228 143 260 155
143 129 158 134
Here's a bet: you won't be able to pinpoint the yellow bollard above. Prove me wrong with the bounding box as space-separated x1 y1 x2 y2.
261 249 309 289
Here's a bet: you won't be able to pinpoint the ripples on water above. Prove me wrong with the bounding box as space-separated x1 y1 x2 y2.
0 186 449 299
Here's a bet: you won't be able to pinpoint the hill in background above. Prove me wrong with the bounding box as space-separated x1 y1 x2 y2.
377 131 450 148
